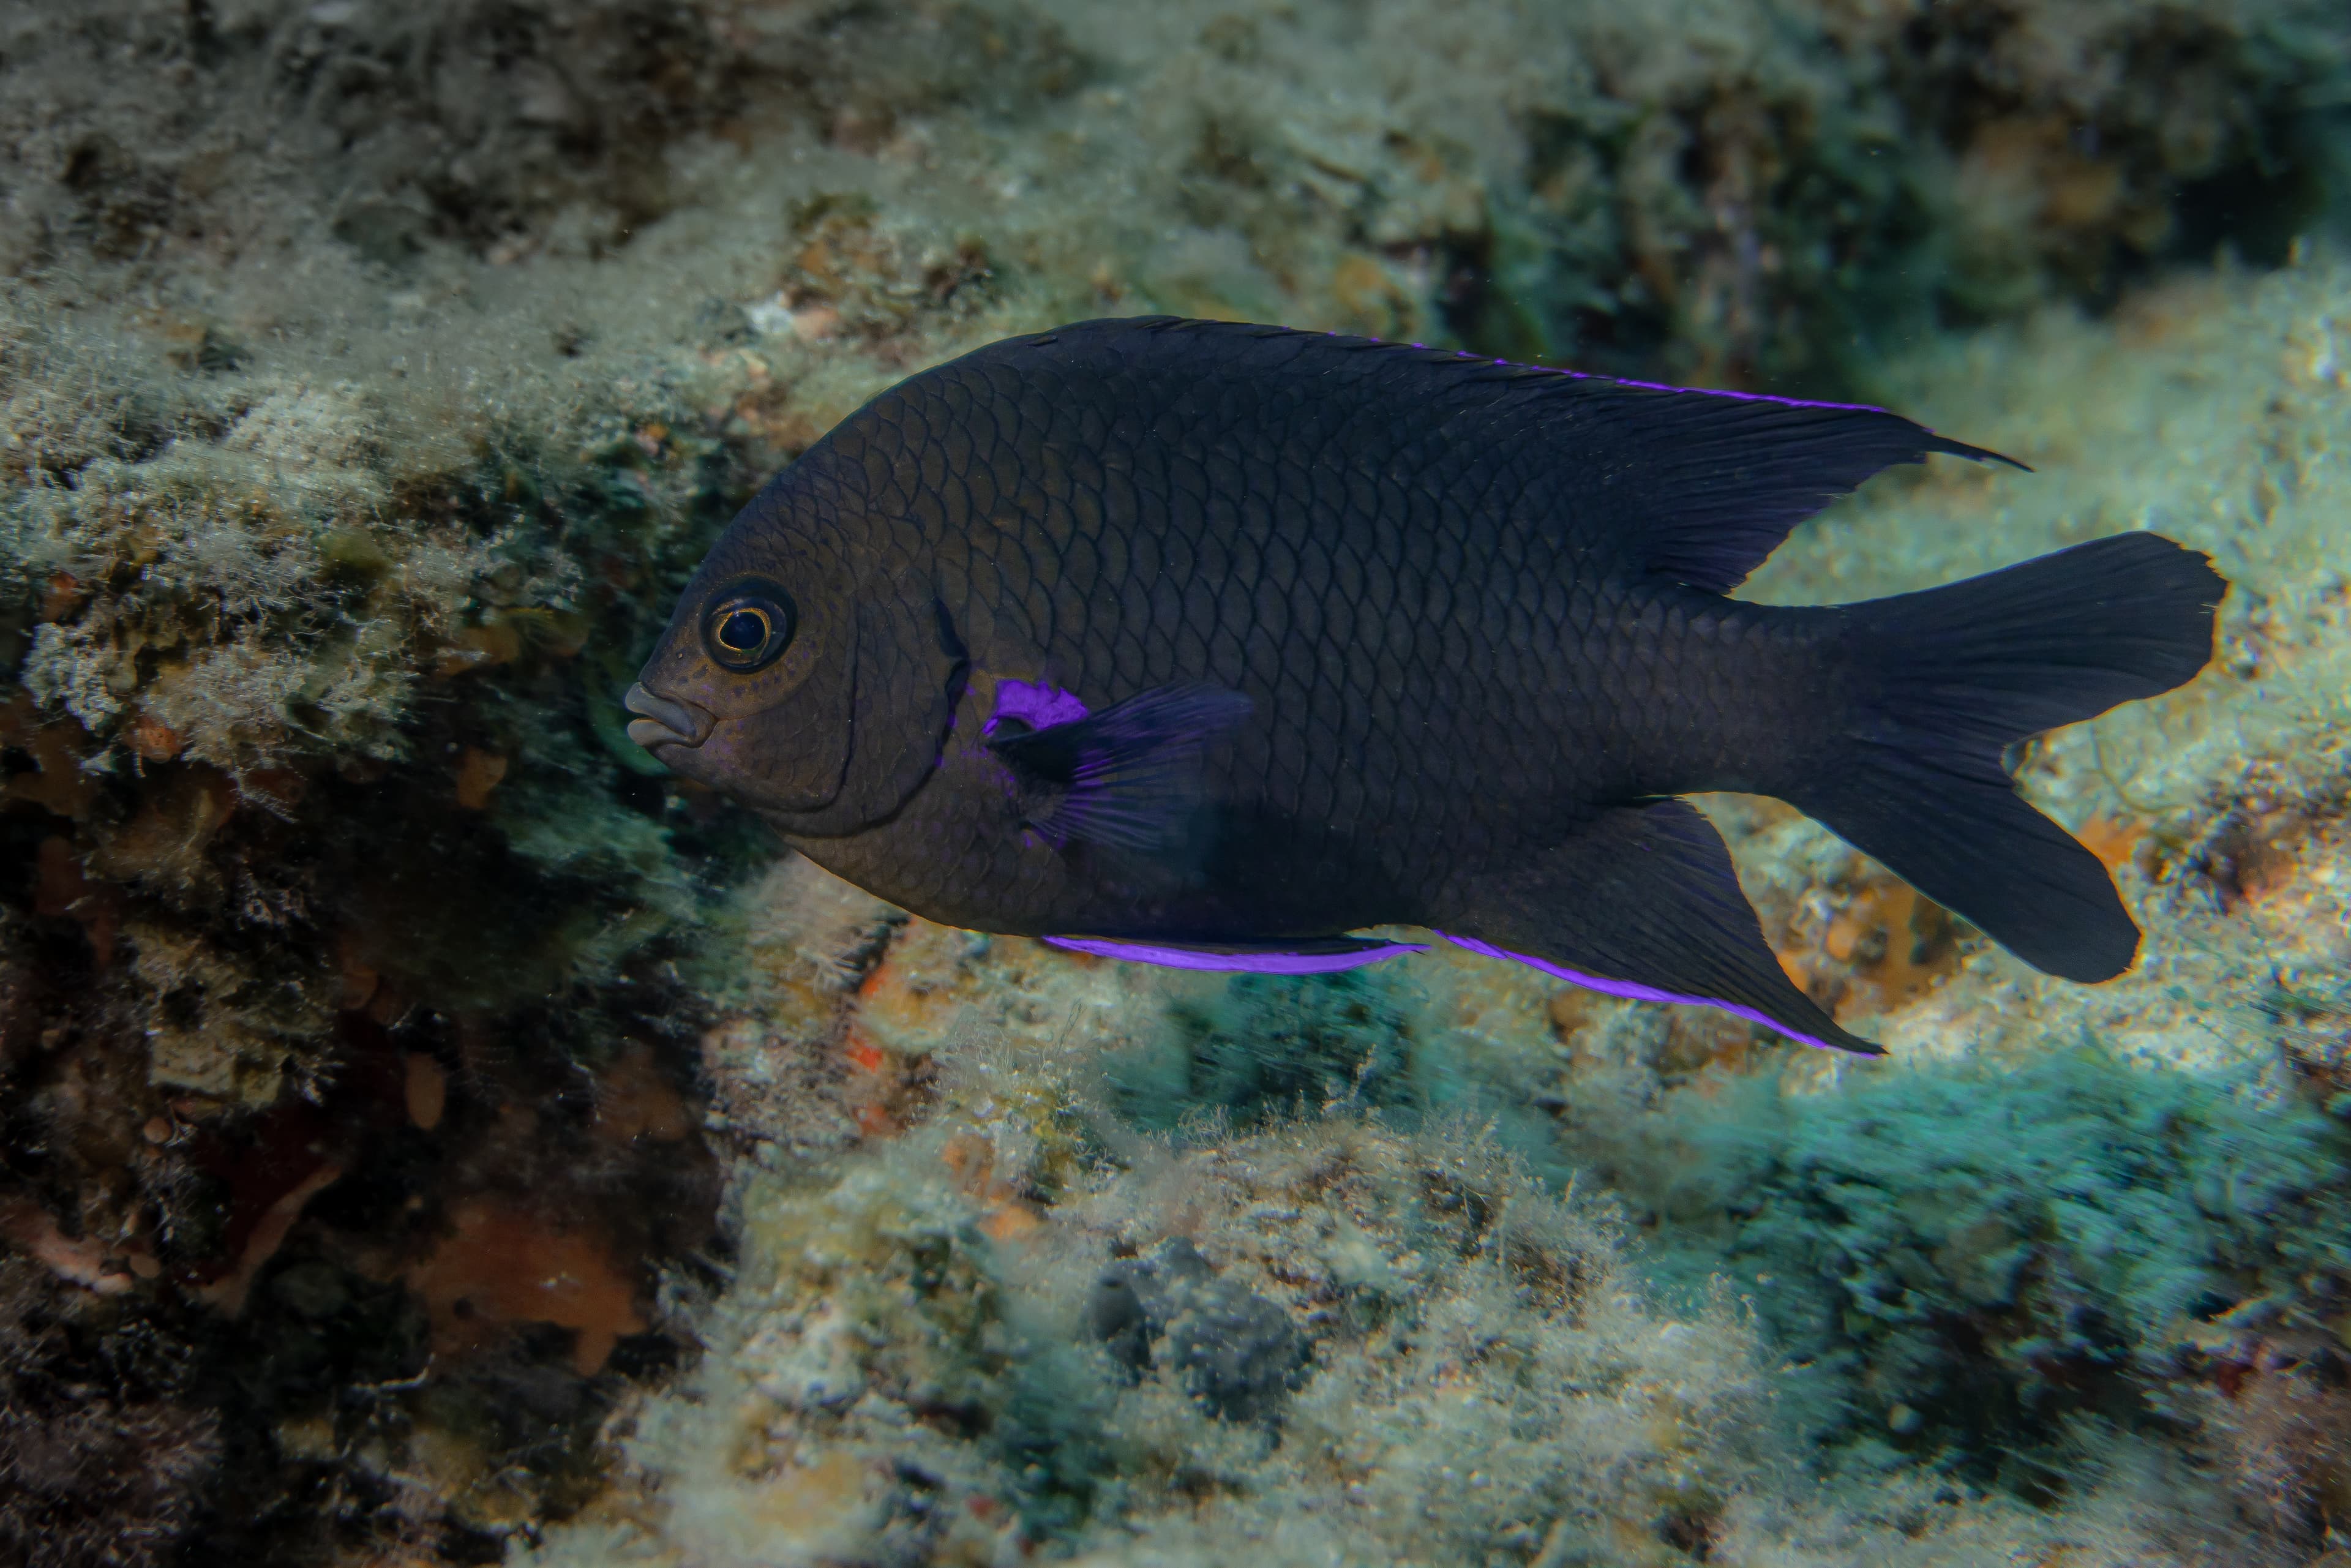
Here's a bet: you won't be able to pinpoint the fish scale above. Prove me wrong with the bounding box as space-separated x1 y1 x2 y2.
926 334 1661 891
629 317 2224 1056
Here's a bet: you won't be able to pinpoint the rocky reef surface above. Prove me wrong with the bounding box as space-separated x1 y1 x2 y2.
2 2 2349 1565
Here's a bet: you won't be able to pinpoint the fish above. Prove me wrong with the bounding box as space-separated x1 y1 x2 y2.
626 317 2225 1055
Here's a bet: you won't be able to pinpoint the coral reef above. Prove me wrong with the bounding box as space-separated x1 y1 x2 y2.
3 0 2350 1562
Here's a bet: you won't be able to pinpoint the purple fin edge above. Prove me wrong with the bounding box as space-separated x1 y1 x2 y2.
1441 932 1842 1054
1418 337 1890 413
1553 367 1888 416
1044 935 1430 975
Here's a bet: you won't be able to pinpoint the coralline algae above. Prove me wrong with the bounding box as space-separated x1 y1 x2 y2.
2 2 2349 1566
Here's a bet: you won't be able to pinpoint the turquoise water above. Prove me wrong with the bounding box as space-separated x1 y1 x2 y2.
1 4 2348 1564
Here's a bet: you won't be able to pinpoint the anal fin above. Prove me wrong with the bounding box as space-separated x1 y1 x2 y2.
1447 800 1882 1056
1043 934 1428 975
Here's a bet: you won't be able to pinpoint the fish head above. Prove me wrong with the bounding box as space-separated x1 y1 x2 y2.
626 487 865 817
626 454 963 833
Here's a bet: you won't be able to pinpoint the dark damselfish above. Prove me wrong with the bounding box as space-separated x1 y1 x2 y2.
625 318 2224 1055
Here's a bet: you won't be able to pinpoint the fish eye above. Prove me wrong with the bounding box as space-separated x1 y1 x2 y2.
700 579 795 672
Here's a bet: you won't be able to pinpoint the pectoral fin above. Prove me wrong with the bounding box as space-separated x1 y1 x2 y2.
987 683 1254 856
1448 799 1881 1056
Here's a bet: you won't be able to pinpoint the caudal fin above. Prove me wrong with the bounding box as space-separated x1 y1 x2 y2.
1789 533 2224 983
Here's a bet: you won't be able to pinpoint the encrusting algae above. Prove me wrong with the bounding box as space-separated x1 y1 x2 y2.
2 1 2350 1565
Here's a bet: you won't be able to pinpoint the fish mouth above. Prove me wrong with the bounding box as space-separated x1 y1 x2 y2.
623 684 716 751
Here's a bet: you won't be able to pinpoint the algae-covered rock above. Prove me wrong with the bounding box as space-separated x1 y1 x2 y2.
1087 1237 1308 1424
523 1095 1780 1568
0 274 758 1561
0 1253 220 1568
1640 1046 2351 1452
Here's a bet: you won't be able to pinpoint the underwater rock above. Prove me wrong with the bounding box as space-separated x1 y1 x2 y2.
522 1104 1789 1568
2192 1324 2351 1541
0 1256 221 1568
1087 1237 1309 1425
4 2 2341 384
0 1396 219 1568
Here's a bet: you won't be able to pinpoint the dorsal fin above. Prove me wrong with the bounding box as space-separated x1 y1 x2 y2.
1510 375 2027 592
1027 318 2025 596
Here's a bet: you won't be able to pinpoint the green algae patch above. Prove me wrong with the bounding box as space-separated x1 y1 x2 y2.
1619 1046 2351 1461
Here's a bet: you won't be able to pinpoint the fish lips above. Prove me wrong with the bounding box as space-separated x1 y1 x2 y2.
623 684 716 752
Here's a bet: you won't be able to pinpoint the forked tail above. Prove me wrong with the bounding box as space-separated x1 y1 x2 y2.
1788 533 2225 981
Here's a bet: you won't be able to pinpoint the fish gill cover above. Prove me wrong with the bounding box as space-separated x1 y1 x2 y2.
0 2 2348 1566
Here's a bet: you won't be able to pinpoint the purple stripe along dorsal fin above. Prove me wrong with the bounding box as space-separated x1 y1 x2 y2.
1043 934 1429 975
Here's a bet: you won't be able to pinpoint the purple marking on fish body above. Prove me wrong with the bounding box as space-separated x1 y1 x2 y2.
1044 935 1429 974
1441 933 1840 1052
985 678 1090 737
